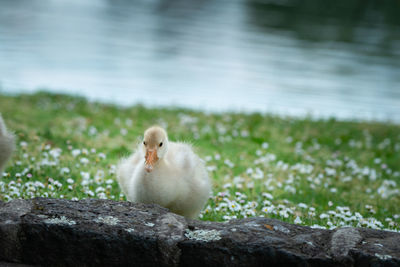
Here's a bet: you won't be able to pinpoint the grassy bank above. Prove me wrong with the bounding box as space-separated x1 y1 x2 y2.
0 92 399 231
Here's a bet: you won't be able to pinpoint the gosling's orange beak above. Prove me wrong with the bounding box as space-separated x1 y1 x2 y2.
145 149 158 172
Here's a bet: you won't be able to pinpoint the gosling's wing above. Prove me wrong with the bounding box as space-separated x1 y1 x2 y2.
116 147 144 194
168 142 198 171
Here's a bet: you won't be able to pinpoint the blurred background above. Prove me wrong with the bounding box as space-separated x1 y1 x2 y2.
0 0 399 122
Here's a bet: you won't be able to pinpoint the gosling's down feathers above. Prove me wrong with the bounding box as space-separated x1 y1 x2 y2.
0 114 14 173
117 126 211 219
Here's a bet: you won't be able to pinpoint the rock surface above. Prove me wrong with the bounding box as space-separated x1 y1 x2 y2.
0 198 399 267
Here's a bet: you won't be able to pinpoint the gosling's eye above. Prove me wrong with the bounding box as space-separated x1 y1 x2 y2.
159 142 163 147
143 141 146 145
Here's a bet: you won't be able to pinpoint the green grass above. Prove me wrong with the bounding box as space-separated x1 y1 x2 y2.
1 92 399 231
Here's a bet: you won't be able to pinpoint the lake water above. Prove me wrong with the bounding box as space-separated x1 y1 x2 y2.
1 0 400 122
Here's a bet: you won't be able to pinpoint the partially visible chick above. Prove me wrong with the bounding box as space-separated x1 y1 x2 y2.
117 126 211 219
0 114 14 173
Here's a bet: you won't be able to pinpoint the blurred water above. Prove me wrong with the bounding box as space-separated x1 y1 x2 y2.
0 0 399 122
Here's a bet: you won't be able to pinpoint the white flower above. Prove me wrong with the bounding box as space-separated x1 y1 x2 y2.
95 187 105 193
20 141 28 147
80 172 90 183
262 206 275 214
279 209 290 218
253 168 264 179
377 180 399 199
120 128 128 136
49 148 62 158
286 137 293 143
310 224 326 229
247 182 254 189
80 158 89 165
224 159 235 168
85 190 95 197
60 167 70 175
88 126 97 136
298 203 308 209
95 170 105 184
284 185 296 194
320 213 329 219
223 183 232 189
294 216 302 224
53 181 62 188
262 192 273 200
206 165 217 172
109 165 116 174
325 168 336 176
71 149 81 157
125 119 133 126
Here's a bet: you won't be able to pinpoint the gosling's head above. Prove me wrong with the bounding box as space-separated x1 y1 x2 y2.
143 126 168 172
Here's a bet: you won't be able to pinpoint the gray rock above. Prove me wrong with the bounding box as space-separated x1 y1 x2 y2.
330 227 362 265
0 200 32 262
0 198 399 267
0 262 35 267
